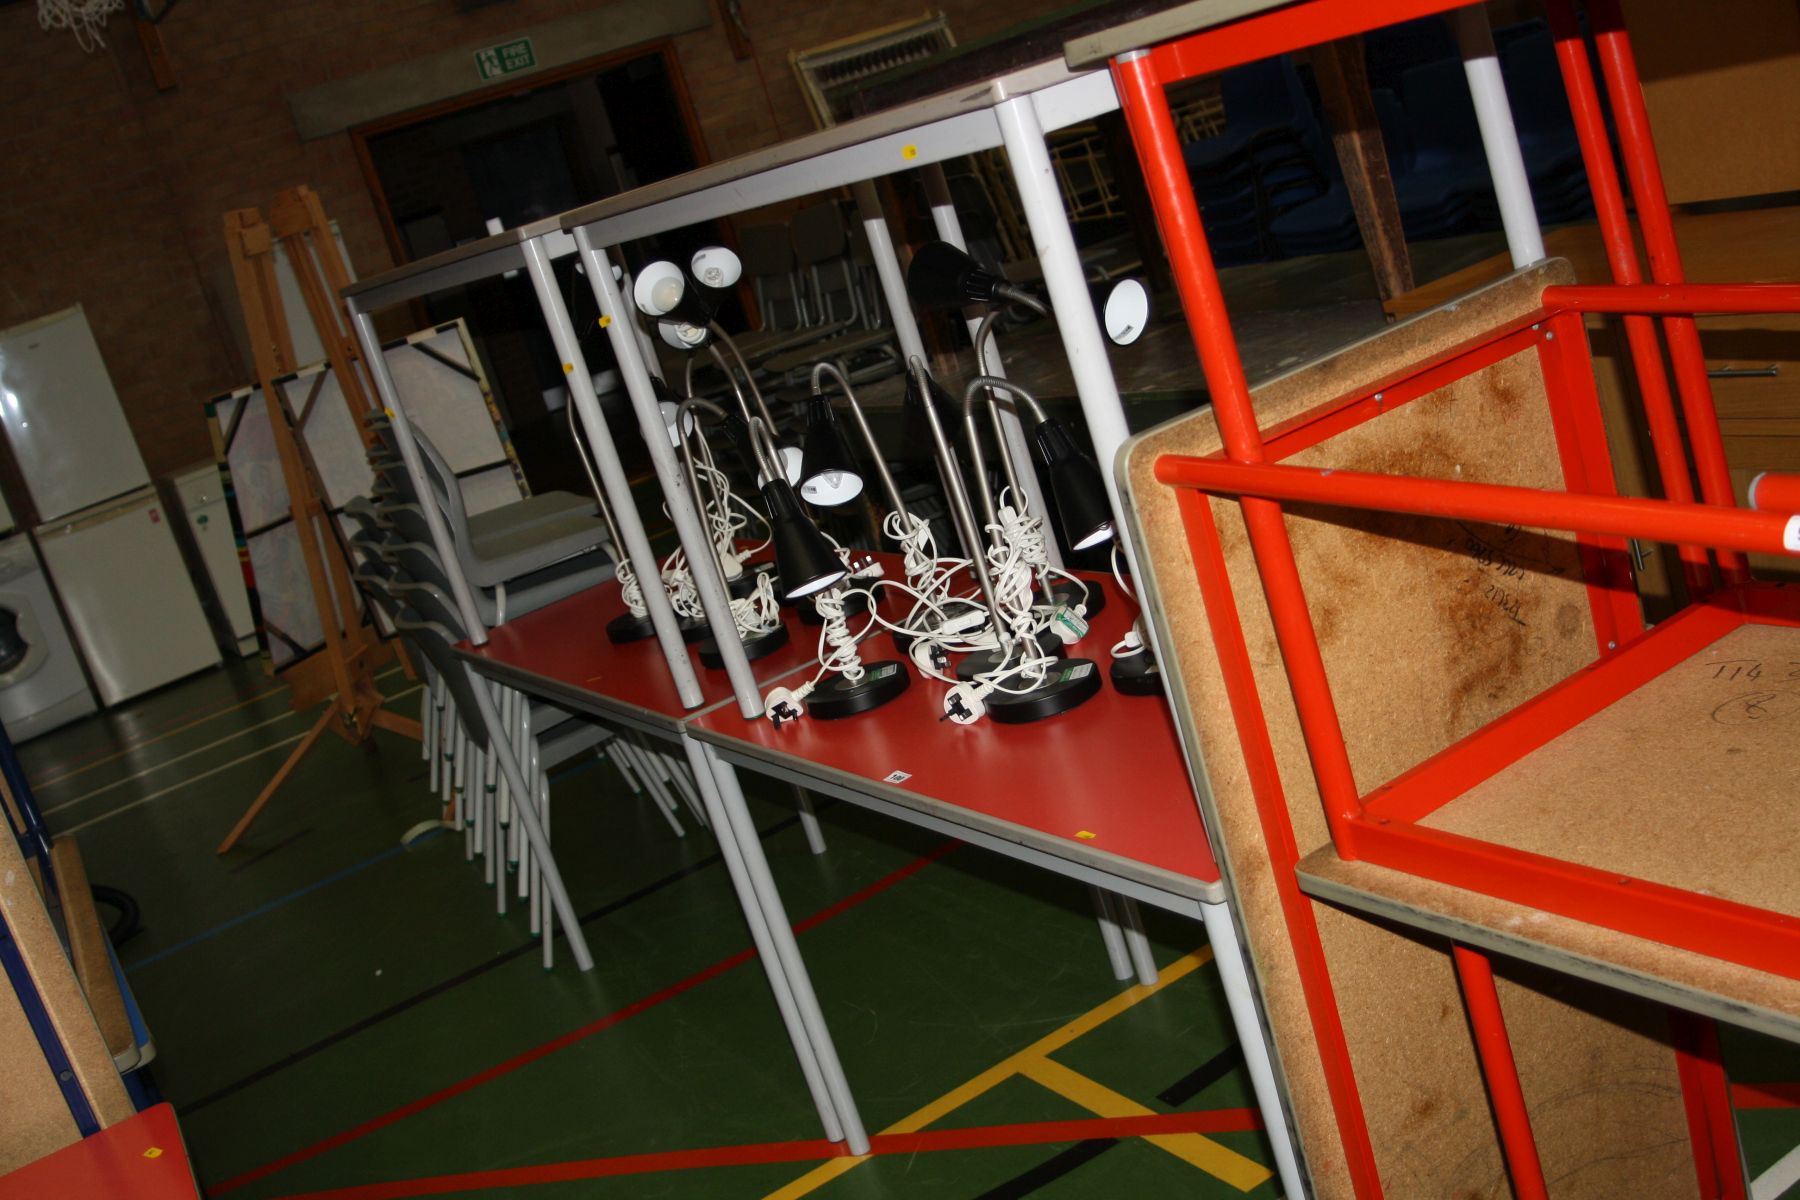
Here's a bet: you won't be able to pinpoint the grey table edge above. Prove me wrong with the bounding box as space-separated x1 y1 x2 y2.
689 723 1224 920
1297 866 1800 1045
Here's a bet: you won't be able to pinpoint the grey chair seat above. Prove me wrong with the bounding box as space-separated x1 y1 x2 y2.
466 491 597 544
463 511 611 587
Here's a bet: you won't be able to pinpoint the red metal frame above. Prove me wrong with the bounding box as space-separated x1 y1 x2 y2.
1111 2 1788 1195
1452 945 1550 1200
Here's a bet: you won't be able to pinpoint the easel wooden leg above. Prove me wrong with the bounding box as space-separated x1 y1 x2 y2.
217 707 337 855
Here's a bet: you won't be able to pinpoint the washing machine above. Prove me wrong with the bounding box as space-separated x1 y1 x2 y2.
0 533 96 743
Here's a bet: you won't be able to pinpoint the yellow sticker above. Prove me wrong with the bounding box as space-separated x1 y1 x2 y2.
597 315 612 328
1076 830 1097 840
561 362 574 374
143 1147 163 1159
901 143 919 160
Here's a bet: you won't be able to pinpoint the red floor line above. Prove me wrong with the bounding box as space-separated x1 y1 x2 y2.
267 1110 1265 1200
1733 1081 1800 1109
210 839 960 1197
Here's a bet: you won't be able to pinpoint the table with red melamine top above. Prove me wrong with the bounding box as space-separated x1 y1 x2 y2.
689 569 1222 916
0 1105 198 1199
458 558 1220 913
458 571 834 736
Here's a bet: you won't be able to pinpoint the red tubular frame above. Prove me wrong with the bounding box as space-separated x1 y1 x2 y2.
1110 2 1776 1196
1154 456 1800 558
1452 945 1550 1200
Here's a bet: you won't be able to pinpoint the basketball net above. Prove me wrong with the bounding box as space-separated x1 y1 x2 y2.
38 0 126 52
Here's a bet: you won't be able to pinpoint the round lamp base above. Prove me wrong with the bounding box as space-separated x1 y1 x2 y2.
953 628 1064 682
606 610 659 645
1047 577 1105 619
698 620 789 669
806 661 910 719
679 615 711 644
730 562 776 599
986 657 1103 724
1110 649 1163 696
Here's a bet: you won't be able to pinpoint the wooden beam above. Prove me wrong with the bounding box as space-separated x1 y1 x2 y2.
1308 36 1413 301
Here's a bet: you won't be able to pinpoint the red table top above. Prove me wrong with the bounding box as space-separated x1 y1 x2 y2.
461 572 831 728
691 566 1221 897
0 1105 198 1199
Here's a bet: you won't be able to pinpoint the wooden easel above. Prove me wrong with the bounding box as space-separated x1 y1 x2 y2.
216 186 421 854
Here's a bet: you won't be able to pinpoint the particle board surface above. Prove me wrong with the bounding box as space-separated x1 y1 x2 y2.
1425 620 1800 917
1120 260 1699 1198
47 839 135 1062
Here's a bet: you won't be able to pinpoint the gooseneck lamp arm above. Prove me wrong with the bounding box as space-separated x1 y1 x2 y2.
960 378 1058 611
906 357 1012 651
810 362 908 522
709 322 781 434
966 375 1115 554
674 397 738 577
566 399 626 555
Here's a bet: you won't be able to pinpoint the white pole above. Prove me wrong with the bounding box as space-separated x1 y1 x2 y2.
1200 900 1306 1199
1454 7 1545 268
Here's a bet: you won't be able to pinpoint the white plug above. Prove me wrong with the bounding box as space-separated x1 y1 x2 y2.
937 607 989 637
909 637 949 676
848 555 884 580
1047 605 1089 646
943 682 988 725
764 683 812 728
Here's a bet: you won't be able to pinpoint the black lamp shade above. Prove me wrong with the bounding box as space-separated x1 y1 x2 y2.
763 477 846 599
1033 419 1115 552
907 241 1005 310
799 396 864 506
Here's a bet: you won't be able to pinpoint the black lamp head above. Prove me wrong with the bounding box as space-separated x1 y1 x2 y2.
687 246 741 313
799 394 863 507
1032 418 1115 552
907 240 1006 310
762 476 847 600
902 365 959 418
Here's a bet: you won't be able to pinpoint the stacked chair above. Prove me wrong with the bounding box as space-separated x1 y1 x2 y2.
347 414 707 968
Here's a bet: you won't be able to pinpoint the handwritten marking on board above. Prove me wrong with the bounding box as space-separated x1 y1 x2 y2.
1704 659 1800 683
1710 689 1800 725
884 770 912 784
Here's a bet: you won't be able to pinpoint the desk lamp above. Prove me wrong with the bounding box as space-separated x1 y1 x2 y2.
906 241 1106 620
905 358 1102 724
565 399 658 643
675 398 789 667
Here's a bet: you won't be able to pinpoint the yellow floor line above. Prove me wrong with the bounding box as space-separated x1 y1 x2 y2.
1019 1055 1271 1191
762 946 1215 1200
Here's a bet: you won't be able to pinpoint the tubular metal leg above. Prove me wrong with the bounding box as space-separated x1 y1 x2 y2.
467 672 593 971
1090 887 1134 982
795 786 827 856
1453 943 1549 1200
704 746 868 1154
1117 896 1159 986
1200 900 1306 1200
1454 7 1546 268
678 736 847 1146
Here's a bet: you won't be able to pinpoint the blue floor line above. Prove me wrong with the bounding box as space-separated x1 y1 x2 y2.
127 829 444 974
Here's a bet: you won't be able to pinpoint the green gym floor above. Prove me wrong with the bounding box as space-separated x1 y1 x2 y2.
19 658 1800 1199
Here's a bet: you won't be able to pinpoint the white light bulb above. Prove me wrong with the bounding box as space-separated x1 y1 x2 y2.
651 277 683 311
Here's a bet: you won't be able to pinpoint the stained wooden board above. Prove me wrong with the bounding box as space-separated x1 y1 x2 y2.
47 839 135 1063
1120 260 1699 1198
1425 621 1800 916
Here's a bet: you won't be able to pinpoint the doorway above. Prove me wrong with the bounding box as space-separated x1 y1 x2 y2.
352 43 715 490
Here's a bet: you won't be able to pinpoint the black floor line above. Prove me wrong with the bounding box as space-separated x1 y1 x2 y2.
974 1139 1119 1199
976 1045 1248 1198
181 812 802 1115
1157 1045 1244 1107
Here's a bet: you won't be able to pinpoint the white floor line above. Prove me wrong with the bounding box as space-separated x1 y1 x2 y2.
41 711 302 815
31 664 406 788
56 734 308 837
1752 1140 1800 1200
54 684 423 835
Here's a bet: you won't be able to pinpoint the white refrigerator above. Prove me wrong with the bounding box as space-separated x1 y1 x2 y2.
0 305 220 703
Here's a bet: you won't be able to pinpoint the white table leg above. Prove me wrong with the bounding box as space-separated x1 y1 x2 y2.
678 736 848 1146
1202 899 1305 1200
1091 886 1134 981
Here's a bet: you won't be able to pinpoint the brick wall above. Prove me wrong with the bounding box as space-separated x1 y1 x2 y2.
0 0 1043 500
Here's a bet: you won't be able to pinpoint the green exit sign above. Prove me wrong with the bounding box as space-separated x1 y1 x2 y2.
474 37 536 81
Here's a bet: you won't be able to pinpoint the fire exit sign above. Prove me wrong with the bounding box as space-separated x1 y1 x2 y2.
474 37 536 81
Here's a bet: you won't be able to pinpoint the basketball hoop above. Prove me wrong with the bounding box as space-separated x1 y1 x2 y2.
38 0 126 52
